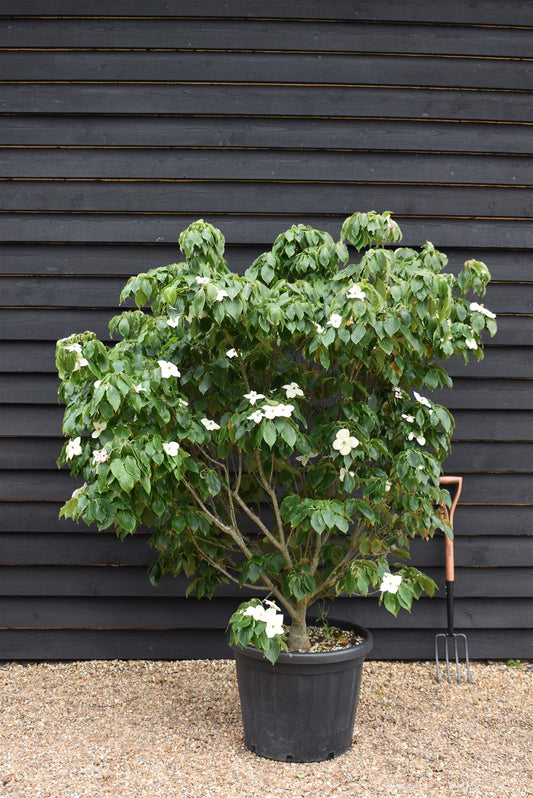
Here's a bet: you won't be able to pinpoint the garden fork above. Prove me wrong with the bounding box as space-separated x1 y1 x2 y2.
434 476 472 684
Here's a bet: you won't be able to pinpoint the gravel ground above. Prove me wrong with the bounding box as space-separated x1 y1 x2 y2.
1 659 531 798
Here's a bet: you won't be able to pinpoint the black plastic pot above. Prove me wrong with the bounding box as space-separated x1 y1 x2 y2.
232 621 373 762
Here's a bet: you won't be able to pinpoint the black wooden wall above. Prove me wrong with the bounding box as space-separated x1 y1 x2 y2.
1 1 532 660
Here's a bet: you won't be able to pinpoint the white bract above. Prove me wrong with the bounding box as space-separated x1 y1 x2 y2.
470 302 496 319
346 283 366 300
92 447 109 465
327 313 343 329
195 276 210 285
314 322 325 334
65 437 83 460
177 398 189 407
465 338 478 350
215 289 229 301
401 414 415 423
333 428 360 456
408 432 426 446
380 572 402 594
339 467 355 481
201 418 220 431
163 441 180 456
91 420 107 439
414 392 432 408
71 483 87 499
282 382 304 399
167 317 180 328
134 383 147 393
226 348 238 358
244 390 265 405
158 360 181 378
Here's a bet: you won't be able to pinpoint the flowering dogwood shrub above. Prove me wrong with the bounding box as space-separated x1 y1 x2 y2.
56 212 496 659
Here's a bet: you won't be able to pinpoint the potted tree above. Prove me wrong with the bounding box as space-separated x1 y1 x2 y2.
56 212 496 761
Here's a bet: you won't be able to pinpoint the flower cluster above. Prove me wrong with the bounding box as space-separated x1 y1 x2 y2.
241 599 285 638
248 403 294 424
92 447 109 465
62 341 88 371
158 360 181 379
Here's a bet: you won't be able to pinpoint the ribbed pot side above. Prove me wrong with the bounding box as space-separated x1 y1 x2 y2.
232 622 373 762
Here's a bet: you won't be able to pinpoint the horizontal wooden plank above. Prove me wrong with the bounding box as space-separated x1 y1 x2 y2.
433 380 533 412
3 181 531 217
2 244 530 280
1 84 531 122
2 343 530 381
3 149 532 185
1 0 532 26
2 52 530 91
1 595 530 630
2 500 531 537
453 411 533 441
1 215 531 249
0 469 530 504
2 626 530 661
0 628 229 661
3 373 531 411
2 20 532 57
4 437 533 475
445 443 533 473
2 117 531 154
2 278 530 314
2 531 530 568
0 564 530 597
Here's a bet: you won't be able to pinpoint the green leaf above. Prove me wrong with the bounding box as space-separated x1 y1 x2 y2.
262 420 277 448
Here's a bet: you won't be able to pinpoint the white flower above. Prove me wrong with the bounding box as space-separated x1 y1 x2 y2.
314 322 325 334
380 572 402 594
163 441 180 456
401 414 415 424
282 382 304 399
195 276 210 285
91 420 107 439
65 437 83 460
385 480 392 492
167 317 180 328
386 215 394 231
244 390 265 405
327 313 343 329
262 405 279 420
333 428 360 456
339 467 355 481
346 284 366 300
276 403 294 418
201 418 220 431
65 343 83 355
465 338 478 350
408 432 426 446
295 452 318 467
265 615 285 638
71 483 87 500
158 359 181 378
243 605 268 622
470 302 496 319
414 392 432 408
226 348 238 358
215 289 229 301
393 388 403 399
92 447 109 465
94 380 102 389
248 409 264 424
177 398 189 407
134 383 147 393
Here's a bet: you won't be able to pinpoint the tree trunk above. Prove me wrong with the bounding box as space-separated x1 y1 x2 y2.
287 601 311 651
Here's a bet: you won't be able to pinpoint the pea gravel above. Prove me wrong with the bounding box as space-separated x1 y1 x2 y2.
1 659 531 798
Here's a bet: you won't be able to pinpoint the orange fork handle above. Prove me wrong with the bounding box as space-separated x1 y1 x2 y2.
439 476 463 582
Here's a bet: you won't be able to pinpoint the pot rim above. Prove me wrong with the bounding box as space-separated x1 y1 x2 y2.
232 620 373 665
